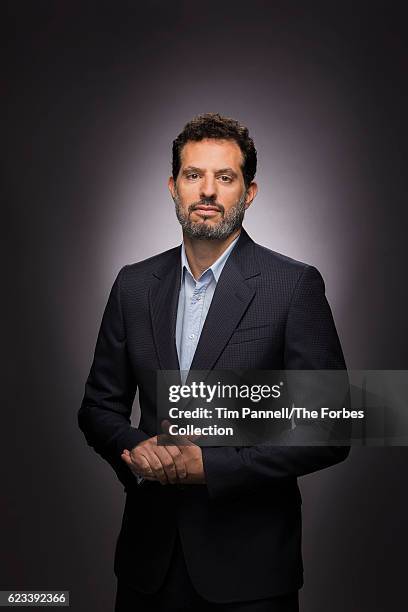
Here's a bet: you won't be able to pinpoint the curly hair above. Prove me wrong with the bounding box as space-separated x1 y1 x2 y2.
172 112 257 188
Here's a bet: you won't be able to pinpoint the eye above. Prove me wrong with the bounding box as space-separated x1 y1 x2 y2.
219 175 232 183
186 173 200 180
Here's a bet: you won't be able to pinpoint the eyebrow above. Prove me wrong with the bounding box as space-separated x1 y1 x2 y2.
182 166 239 178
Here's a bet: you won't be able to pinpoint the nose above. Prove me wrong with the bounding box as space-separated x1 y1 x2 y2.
200 174 217 201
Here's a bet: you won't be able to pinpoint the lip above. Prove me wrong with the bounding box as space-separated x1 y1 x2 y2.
193 208 220 217
192 206 221 216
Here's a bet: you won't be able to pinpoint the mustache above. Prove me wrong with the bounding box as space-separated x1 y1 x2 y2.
188 200 225 214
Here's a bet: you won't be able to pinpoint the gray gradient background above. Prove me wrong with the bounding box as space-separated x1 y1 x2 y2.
3 2 408 611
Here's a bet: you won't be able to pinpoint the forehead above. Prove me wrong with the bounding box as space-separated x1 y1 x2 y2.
180 138 244 171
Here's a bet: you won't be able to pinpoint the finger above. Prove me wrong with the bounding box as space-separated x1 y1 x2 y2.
135 453 156 479
121 449 148 476
121 451 141 477
128 442 167 483
164 445 187 480
177 444 202 463
153 446 179 484
126 448 157 480
121 451 132 465
129 438 178 484
139 449 168 485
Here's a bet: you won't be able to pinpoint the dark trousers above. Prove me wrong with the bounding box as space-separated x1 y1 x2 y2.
115 533 299 612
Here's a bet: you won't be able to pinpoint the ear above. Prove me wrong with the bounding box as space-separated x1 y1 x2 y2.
168 176 176 198
244 182 258 209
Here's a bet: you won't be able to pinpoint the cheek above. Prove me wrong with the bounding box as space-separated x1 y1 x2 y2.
221 188 243 208
177 183 199 202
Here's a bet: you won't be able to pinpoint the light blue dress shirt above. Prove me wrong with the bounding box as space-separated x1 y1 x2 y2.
175 234 240 383
135 233 240 483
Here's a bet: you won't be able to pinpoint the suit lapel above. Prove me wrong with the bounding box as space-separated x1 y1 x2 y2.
149 246 181 373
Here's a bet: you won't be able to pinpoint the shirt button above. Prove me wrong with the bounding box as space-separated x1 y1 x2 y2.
189 334 195 339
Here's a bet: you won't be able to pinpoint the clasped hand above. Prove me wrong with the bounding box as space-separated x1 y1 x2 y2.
120 427 205 485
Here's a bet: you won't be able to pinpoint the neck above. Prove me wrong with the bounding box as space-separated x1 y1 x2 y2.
183 229 241 280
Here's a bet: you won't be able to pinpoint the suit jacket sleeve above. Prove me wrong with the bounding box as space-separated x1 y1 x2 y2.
202 265 351 500
78 266 149 490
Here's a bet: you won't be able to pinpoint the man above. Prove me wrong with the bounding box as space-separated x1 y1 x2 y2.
78 113 350 611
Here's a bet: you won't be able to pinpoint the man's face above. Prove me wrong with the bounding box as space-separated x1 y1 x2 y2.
168 138 257 240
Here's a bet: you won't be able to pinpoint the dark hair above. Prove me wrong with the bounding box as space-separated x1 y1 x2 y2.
172 112 257 188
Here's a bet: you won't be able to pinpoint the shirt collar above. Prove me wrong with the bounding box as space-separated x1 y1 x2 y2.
180 232 240 284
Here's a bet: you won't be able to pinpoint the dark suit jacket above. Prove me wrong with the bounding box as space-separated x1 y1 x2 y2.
78 228 350 603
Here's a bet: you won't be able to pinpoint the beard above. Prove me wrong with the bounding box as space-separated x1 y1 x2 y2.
173 188 247 240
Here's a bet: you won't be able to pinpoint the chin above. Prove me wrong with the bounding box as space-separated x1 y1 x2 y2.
194 219 218 226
